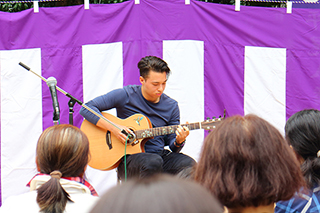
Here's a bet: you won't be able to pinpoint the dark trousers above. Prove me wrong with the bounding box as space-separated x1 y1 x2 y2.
117 150 196 180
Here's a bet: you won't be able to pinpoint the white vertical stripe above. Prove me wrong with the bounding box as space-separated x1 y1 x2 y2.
244 46 286 134
235 0 240 11
82 42 123 196
82 42 123 102
163 40 204 161
33 1 39 13
287 2 292 14
84 0 89 10
0 49 42 202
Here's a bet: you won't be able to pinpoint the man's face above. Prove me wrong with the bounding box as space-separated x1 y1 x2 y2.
140 70 167 103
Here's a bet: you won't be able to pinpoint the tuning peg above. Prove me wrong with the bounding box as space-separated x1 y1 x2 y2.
212 116 216 119
206 117 210 120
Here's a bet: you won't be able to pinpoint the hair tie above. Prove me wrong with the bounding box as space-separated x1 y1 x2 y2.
50 170 62 179
317 150 320 158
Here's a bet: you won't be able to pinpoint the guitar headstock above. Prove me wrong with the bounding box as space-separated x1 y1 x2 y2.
201 109 226 130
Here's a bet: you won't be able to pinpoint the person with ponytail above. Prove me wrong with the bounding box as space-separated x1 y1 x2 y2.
275 109 320 213
0 124 99 212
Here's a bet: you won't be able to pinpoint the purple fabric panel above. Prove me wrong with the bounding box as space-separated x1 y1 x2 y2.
140 0 196 41
191 2 287 46
191 2 245 119
0 6 85 49
0 2 137 49
191 1 320 50
286 49 320 119
0 10 37 49
81 2 139 43
204 43 244 119
41 47 83 130
123 41 163 86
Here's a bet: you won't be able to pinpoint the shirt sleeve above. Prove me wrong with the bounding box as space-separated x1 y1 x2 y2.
79 88 128 125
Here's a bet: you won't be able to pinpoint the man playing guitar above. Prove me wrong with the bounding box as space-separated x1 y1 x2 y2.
80 56 196 180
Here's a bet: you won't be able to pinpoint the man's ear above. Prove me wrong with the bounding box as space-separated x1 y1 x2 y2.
139 76 145 84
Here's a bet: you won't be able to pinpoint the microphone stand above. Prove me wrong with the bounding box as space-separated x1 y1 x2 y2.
18 62 133 139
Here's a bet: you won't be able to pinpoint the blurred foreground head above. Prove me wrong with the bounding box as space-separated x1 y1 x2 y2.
90 174 223 213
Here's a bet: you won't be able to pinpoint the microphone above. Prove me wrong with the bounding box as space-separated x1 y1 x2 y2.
46 77 60 122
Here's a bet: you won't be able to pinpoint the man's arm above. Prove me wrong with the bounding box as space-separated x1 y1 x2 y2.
80 88 132 144
96 118 133 144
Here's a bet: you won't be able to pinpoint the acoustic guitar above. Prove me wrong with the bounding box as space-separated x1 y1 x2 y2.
80 112 224 171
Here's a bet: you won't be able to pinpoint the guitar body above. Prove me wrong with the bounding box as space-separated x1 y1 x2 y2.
80 112 152 171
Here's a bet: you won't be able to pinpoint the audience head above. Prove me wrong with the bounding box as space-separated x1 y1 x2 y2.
194 114 305 209
90 174 223 213
138 56 171 79
285 109 320 188
36 124 90 212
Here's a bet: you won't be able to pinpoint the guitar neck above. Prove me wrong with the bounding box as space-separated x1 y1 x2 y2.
134 122 201 139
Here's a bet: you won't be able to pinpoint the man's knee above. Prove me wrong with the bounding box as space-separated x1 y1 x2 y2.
177 155 196 168
118 153 164 180
141 154 163 176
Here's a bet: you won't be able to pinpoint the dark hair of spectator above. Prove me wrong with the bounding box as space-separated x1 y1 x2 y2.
194 114 305 208
285 109 320 188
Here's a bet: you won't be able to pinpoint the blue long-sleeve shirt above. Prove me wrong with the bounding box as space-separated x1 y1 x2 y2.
79 85 182 153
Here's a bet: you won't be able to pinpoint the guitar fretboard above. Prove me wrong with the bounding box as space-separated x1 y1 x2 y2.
134 122 201 139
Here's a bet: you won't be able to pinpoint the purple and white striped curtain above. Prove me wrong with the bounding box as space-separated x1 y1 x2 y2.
1 0 320 205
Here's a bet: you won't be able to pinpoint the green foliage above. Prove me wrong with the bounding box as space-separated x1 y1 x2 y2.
1 2 32 12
